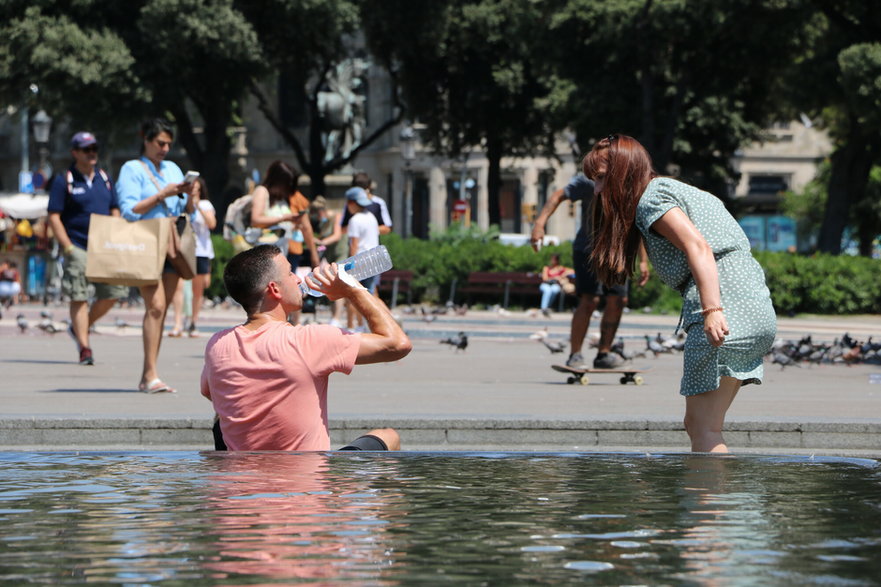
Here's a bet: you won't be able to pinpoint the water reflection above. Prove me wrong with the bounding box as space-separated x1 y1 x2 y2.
201 452 405 582
673 456 770 583
0 452 878 584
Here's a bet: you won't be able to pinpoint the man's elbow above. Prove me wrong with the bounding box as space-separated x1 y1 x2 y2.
389 335 412 361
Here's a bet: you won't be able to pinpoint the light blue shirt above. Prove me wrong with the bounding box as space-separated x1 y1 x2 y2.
116 156 188 221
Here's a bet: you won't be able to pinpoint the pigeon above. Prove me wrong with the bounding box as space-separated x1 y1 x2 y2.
644 335 670 357
16 313 28 334
440 331 468 352
420 306 437 323
611 337 631 360
661 332 686 352
771 351 800 370
37 315 57 334
529 327 549 341
540 338 566 354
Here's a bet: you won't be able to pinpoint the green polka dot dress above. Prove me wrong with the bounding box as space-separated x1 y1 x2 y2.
635 178 777 396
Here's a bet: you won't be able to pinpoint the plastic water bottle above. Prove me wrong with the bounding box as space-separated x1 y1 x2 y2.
299 245 394 297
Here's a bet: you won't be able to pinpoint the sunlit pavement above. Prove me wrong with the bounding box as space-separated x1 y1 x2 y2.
1 301 879 456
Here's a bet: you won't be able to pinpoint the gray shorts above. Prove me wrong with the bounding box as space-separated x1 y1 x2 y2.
63 246 129 302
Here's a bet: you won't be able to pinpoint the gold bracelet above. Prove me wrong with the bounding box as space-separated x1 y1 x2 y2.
701 306 724 316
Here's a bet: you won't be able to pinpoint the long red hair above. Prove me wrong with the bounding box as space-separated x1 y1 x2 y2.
582 134 656 285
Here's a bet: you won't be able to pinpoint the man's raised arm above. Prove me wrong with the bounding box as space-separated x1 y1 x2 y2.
305 263 411 364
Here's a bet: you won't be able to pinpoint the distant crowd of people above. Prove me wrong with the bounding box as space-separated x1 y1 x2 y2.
31 117 775 454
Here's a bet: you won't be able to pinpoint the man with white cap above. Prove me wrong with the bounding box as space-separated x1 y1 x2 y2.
47 132 128 365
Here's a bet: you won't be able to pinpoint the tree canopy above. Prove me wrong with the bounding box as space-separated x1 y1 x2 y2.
1 0 879 252
363 0 561 226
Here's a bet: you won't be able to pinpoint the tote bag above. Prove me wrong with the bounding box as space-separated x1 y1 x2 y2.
85 214 169 286
167 214 197 280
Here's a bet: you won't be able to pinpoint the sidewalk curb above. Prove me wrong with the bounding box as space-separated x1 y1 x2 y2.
2 417 878 456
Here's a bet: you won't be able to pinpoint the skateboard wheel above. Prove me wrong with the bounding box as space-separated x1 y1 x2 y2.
567 376 576 384
579 375 589 385
634 375 644 385
619 376 628 385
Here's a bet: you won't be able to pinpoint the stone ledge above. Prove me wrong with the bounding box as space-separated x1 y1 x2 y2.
0 418 879 456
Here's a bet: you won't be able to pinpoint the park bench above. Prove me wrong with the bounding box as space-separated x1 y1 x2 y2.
455 271 543 308
378 269 414 309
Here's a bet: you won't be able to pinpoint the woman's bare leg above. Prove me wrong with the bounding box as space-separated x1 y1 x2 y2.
190 273 209 334
169 279 185 335
684 376 742 453
139 272 180 384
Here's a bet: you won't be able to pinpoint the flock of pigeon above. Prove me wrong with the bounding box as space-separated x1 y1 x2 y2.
529 329 685 360
530 327 881 369
769 333 881 368
14 311 130 335
15 311 63 335
10 305 881 371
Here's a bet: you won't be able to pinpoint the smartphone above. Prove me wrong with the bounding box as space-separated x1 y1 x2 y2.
182 170 200 184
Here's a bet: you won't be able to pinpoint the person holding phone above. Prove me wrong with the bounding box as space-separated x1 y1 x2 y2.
116 118 196 394
249 160 318 325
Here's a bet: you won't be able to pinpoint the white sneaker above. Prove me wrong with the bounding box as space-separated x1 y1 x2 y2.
329 319 344 328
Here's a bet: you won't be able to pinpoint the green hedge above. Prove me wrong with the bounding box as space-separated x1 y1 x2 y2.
754 250 881 315
204 233 881 315
205 235 236 301
382 231 684 312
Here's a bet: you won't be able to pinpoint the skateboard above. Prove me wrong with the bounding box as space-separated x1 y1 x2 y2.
551 364 649 386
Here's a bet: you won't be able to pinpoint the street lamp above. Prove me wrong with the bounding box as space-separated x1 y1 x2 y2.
31 109 52 190
399 124 416 238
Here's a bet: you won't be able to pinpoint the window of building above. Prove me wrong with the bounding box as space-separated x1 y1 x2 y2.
748 175 789 195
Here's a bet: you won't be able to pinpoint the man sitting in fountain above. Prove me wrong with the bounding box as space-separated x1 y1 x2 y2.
201 244 411 451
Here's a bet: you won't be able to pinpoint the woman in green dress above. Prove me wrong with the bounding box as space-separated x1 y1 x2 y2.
583 134 776 453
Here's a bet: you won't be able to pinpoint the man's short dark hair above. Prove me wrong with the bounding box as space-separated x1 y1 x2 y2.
223 245 282 315
351 172 371 190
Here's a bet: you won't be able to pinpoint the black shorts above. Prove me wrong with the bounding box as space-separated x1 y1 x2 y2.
573 247 628 297
196 256 211 276
211 420 389 452
338 434 389 451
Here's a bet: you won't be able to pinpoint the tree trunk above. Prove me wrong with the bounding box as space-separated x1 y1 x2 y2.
486 135 502 227
818 133 876 254
171 104 232 222
635 0 656 155
305 98 328 198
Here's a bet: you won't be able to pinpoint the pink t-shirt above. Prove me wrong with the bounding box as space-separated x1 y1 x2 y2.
201 321 360 451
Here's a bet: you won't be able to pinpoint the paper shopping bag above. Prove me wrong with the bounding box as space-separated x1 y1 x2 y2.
85 214 169 286
166 214 197 280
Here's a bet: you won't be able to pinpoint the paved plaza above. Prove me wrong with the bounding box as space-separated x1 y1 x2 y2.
1 302 879 456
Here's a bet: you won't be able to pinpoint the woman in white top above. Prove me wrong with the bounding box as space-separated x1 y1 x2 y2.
190 176 216 336
170 176 216 337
